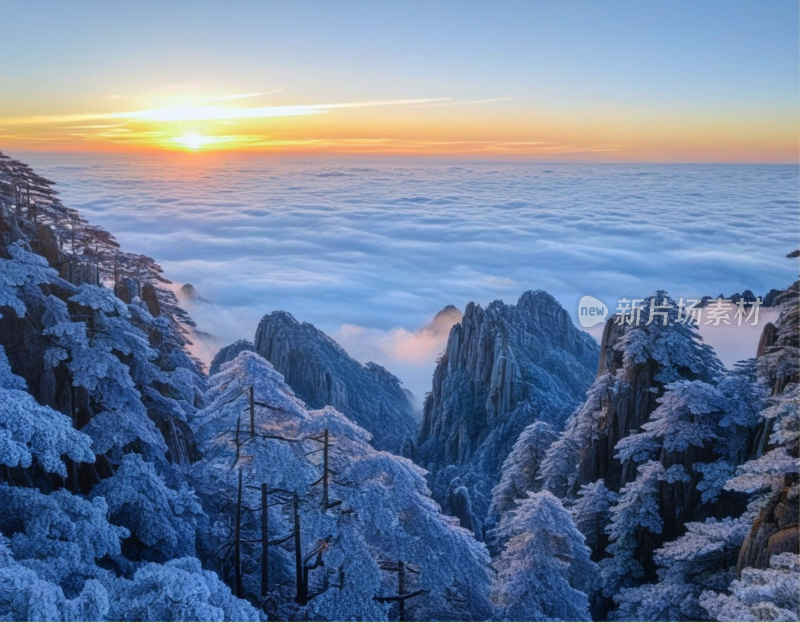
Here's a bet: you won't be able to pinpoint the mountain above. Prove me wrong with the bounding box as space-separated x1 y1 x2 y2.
414 290 599 534
531 289 799 620
252 311 417 453
208 339 254 376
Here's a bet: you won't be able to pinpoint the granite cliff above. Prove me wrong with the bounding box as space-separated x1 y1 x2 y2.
415 290 599 533
249 311 417 453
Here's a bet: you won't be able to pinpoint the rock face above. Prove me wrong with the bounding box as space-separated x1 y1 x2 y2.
209 339 255 376
738 477 799 572
415 290 599 533
738 282 800 572
254 311 416 453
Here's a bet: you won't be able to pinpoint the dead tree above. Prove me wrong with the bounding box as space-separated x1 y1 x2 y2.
307 429 343 511
260 482 269 599
293 491 303 604
375 560 426 622
234 468 244 598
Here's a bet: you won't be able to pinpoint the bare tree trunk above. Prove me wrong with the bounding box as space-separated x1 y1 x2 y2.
293 492 304 604
398 560 406 622
249 386 255 438
234 469 244 598
260 482 269 599
322 429 329 510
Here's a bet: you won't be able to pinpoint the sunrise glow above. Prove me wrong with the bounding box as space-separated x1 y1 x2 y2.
0 3 796 161
175 133 211 150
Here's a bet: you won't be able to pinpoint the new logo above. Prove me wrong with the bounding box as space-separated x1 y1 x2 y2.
578 295 608 328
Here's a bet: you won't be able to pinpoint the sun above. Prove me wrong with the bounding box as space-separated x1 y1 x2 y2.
175 132 209 150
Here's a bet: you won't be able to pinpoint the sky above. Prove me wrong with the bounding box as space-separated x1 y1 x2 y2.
1 0 798 161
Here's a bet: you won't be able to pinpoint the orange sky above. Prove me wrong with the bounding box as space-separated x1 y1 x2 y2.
1 2 797 162
2 97 797 162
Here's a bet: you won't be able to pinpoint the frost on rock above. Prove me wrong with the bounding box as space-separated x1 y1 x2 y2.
416 291 599 532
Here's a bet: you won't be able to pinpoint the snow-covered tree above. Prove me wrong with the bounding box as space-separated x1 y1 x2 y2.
615 380 727 464
616 292 723 386
106 557 261 622
614 517 750 621
0 536 110 622
725 383 799 502
601 460 664 597
0 346 94 478
43 286 167 462
492 491 597 621
700 553 800 622
571 479 618 553
193 351 493 621
0 485 126 595
489 420 557 520
91 453 205 563
0 242 65 320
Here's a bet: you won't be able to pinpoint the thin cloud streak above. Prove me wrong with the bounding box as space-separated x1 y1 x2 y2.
413 97 518 108
0 97 451 126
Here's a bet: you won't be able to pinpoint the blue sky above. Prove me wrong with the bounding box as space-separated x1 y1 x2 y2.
1 1 797 160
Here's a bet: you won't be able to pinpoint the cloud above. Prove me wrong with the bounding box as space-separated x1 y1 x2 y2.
210 91 282 101
18 154 798 397
0 98 451 126
413 97 518 108
337 305 463 366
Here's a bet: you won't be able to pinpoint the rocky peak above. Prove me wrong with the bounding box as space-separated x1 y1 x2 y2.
416 290 599 534
209 339 255 376
179 283 209 303
254 311 416 453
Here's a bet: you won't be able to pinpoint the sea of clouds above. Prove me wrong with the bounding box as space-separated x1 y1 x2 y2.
18 152 799 398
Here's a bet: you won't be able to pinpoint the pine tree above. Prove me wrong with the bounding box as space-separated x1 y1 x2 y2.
492 491 597 621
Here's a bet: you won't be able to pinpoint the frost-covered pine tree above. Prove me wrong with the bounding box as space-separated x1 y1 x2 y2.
0 242 65 320
0 155 259 622
487 420 557 548
700 553 800 622
571 479 618 554
43 284 167 462
0 345 94 478
607 284 798 623
614 517 750 621
601 460 664 598
0 536 110 622
90 453 206 564
106 557 262 622
492 490 598 622
194 351 493 621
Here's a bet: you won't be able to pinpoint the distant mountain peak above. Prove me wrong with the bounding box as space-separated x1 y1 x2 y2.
179 283 209 303
254 310 417 453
